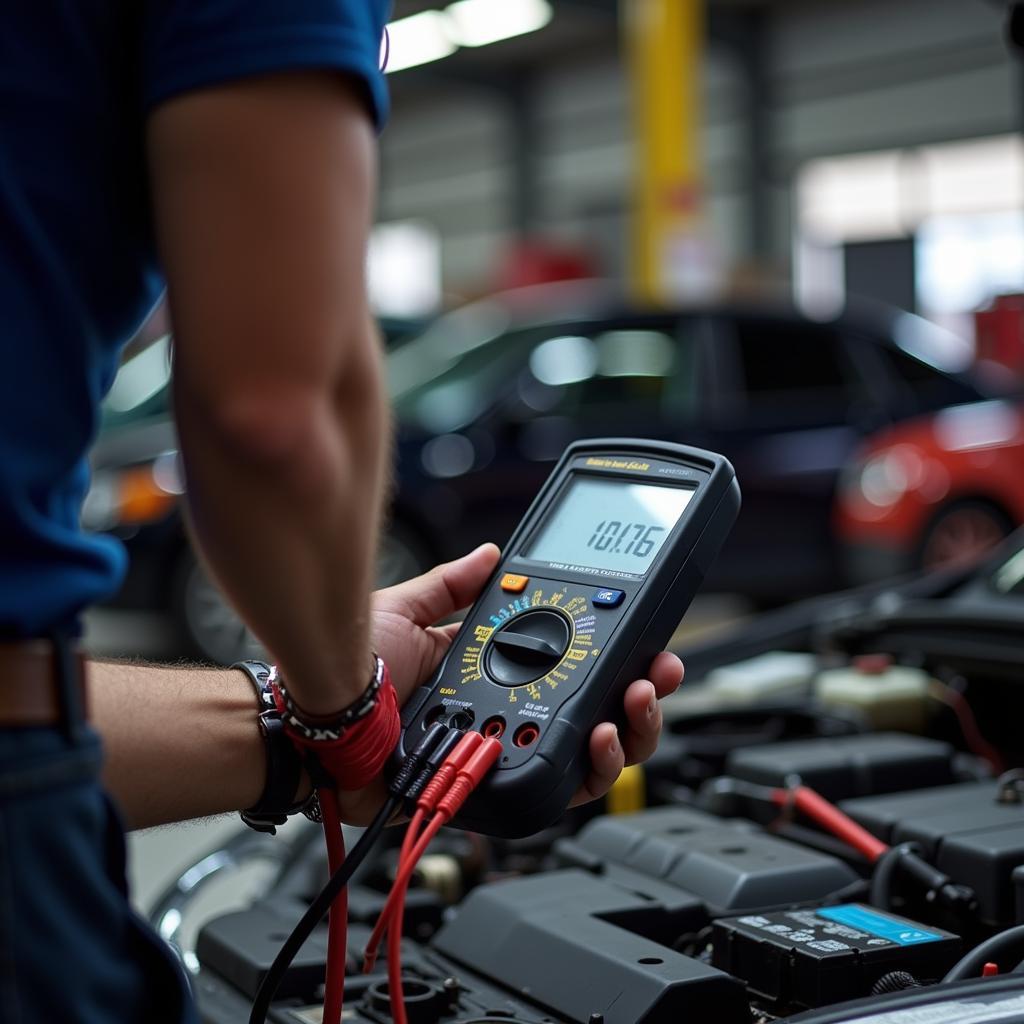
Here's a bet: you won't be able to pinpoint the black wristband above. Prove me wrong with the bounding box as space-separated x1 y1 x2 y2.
232 660 313 835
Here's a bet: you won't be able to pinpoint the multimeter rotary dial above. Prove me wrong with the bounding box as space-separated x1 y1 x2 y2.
485 608 572 686
455 584 601 708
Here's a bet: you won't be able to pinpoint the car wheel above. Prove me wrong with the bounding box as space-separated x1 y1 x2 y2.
171 549 266 665
170 523 432 664
919 499 1013 572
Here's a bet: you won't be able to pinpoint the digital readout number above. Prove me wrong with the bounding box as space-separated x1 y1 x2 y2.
586 521 664 558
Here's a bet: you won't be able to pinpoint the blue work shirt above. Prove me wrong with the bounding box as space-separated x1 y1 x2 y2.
0 1 390 636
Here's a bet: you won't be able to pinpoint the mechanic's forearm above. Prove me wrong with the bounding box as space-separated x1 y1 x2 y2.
174 331 390 717
90 660 270 829
149 72 389 716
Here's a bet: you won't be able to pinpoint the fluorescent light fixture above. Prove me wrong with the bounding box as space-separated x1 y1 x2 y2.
385 10 456 73
445 0 552 48
368 220 442 317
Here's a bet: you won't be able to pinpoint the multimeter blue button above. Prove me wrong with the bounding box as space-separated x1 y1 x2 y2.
592 588 625 608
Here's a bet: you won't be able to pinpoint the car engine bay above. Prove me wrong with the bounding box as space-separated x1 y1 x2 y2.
178 532 1024 1024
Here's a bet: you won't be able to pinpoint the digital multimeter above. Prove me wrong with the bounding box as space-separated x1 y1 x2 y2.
397 439 740 838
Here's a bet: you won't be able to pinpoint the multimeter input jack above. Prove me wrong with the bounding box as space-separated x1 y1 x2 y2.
513 723 540 748
481 717 506 740
424 706 475 731
446 710 475 731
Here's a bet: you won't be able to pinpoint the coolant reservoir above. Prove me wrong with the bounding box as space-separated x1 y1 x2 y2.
815 655 930 732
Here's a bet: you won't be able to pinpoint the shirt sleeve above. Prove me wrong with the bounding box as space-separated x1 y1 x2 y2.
142 0 391 129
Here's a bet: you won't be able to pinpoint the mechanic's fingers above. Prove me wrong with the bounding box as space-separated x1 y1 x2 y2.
334 780 389 827
373 543 501 626
433 621 463 643
569 722 625 807
620 678 662 767
648 651 684 698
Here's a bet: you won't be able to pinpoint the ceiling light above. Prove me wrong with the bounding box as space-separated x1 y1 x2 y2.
385 10 457 74
445 0 552 48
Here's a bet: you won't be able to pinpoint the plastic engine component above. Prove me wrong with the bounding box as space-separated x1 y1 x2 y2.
197 899 333 1003
726 732 957 802
431 869 750 1024
814 664 930 732
701 651 818 701
558 806 860 914
195 918 570 1024
711 904 961 1010
841 781 1024 925
196 886 443 1001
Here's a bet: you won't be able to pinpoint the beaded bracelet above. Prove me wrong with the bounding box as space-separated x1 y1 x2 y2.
270 654 385 742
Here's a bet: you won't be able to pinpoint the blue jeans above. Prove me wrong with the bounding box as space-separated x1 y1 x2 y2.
0 724 198 1023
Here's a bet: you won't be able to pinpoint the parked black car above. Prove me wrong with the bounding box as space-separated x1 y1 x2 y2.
89 285 985 663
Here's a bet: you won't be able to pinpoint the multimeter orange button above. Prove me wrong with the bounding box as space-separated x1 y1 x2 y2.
500 573 529 592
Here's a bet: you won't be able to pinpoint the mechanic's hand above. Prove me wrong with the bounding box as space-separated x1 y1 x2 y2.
336 543 683 824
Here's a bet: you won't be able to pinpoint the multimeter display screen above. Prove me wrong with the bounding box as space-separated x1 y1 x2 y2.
525 476 694 575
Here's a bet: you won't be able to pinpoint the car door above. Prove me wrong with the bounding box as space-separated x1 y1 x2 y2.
701 313 871 600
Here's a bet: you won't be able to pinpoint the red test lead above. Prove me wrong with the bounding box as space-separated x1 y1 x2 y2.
363 730 485 974
375 737 503 1024
772 784 889 864
271 660 403 1024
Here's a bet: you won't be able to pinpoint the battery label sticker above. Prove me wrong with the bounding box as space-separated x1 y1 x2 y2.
815 905 942 946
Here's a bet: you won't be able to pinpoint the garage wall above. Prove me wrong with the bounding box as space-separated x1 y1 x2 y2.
532 46 749 276
379 44 749 291
379 86 511 291
767 0 1017 263
377 0 1020 294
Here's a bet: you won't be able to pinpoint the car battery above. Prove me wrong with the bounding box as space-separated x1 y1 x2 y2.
725 733 957 802
559 806 860 915
711 903 961 1010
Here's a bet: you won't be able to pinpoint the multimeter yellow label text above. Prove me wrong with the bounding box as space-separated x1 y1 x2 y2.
585 458 650 471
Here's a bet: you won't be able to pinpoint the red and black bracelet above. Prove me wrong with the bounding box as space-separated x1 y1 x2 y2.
270 655 402 791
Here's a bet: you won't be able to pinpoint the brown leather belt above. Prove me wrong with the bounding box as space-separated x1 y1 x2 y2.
0 640 89 726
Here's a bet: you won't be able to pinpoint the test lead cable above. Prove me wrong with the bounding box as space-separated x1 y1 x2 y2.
318 785 347 1023
765 783 976 915
247 722 450 1024
362 730 485 972
376 736 504 1024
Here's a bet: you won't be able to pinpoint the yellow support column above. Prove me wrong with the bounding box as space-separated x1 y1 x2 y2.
625 0 705 305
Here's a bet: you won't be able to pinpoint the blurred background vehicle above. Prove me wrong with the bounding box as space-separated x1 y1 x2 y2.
837 399 1024 581
88 284 1008 665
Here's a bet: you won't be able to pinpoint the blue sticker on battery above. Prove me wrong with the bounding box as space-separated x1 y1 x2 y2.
815 905 942 946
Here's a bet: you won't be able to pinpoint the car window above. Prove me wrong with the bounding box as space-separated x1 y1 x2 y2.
392 323 559 434
527 321 693 419
722 317 861 427
393 317 695 434
875 344 981 413
736 319 846 396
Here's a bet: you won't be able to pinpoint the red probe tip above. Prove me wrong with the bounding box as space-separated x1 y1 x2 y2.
417 730 485 813
437 737 503 818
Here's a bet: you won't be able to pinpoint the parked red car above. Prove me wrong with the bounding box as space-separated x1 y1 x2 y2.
836 399 1024 580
